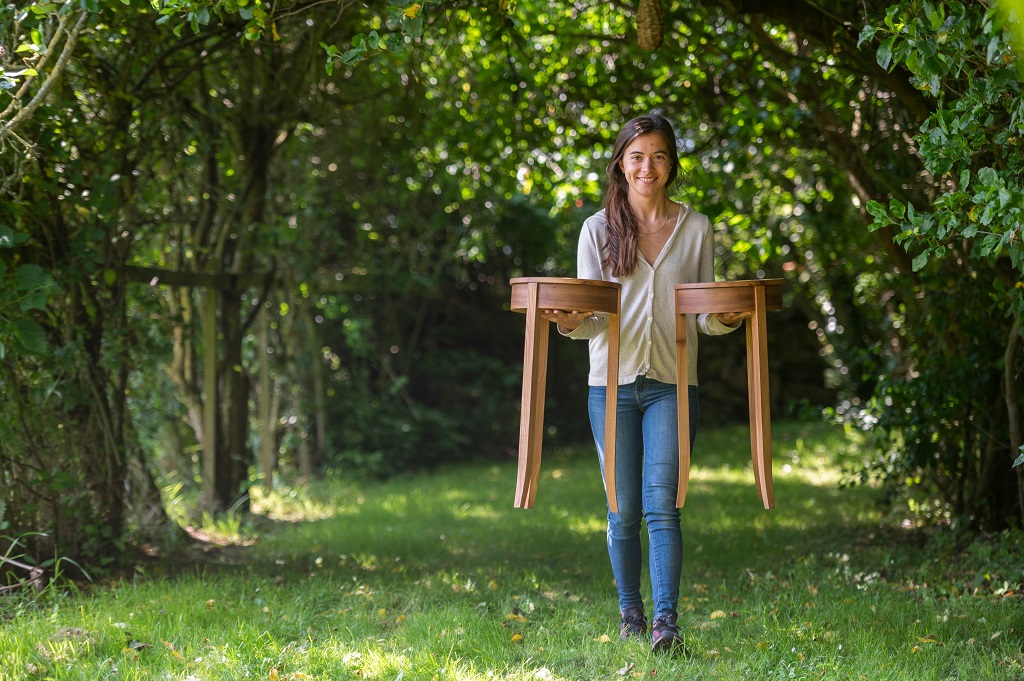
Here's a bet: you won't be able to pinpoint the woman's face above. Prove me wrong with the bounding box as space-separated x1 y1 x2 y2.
618 132 673 201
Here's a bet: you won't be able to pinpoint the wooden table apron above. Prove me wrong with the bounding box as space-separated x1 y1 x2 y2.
674 279 783 510
509 277 622 511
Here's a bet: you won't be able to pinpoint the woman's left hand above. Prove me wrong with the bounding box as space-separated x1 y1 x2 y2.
715 311 751 327
540 309 594 333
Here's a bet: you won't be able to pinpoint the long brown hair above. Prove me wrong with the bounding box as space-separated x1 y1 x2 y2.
602 113 681 277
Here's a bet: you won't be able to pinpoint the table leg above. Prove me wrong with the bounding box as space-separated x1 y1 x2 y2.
747 286 775 509
515 282 550 509
675 312 690 508
744 319 760 501
604 304 620 513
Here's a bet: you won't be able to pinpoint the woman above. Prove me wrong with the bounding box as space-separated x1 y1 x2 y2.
541 113 747 652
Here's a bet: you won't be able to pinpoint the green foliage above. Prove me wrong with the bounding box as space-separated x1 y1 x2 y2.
322 317 523 478
6 0 1024 576
0 227 57 359
152 0 269 40
861 2 1024 275
845 1 1024 529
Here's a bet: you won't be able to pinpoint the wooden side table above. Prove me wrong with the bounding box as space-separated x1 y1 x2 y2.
674 279 783 509
510 277 622 510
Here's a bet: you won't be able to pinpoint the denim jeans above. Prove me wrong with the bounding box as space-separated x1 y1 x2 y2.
588 377 698 620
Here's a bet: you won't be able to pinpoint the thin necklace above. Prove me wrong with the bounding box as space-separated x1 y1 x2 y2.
638 210 673 237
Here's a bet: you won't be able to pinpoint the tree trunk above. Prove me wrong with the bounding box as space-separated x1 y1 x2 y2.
218 285 251 511
1005 316 1024 525
202 289 219 509
309 309 328 473
258 301 276 491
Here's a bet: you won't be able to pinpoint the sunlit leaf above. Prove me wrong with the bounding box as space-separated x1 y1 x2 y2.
877 36 896 69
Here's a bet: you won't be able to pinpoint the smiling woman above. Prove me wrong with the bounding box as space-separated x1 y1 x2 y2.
537 112 752 653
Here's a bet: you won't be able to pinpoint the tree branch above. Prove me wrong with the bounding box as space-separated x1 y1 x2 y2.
0 11 89 144
0 554 45 593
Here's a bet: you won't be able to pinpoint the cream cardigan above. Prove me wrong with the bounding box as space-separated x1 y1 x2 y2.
562 205 739 387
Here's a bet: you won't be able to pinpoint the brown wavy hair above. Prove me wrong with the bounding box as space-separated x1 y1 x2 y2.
603 113 681 277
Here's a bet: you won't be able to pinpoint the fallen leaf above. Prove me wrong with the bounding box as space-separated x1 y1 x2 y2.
598 634 612 643
617 663 635 675
991 631 1002 640
511 633 524 643
162 641 185 661
710 610 726 620
506 612 527 622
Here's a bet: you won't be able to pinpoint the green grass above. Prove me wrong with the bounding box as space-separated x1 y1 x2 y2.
1 420 1022 680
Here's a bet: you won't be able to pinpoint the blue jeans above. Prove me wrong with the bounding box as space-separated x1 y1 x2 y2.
588 378 698 620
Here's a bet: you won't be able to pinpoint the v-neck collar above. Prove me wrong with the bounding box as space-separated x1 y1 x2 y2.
641 203 690 268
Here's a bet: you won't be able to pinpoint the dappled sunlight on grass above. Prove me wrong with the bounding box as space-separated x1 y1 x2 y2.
246 421 881 583
251 481 349 521
566 516 606 536
453 501 504 522
3 421 1022 680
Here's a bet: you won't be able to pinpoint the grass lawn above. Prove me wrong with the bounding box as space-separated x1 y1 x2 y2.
1 420 1022 680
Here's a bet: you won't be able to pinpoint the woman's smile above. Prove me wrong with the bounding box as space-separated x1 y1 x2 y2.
619 133 673 198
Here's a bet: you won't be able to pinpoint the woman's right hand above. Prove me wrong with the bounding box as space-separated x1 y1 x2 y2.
540 309 594 333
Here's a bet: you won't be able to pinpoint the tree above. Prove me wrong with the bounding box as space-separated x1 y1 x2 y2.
331 0 1024 527
4 0 1022 573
